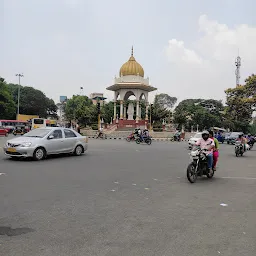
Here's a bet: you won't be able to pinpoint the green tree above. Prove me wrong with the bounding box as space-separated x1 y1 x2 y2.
173 98 224 131
65 95 97 125
8 83 57 118
0 77 16 119
249 123 256 135
154 93 177 109
101 101 114 124
225 74 256 133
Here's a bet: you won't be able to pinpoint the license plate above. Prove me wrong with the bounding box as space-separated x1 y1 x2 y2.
7 148 16 152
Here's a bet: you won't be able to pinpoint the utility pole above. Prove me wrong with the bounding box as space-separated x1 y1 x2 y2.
15 73 24 118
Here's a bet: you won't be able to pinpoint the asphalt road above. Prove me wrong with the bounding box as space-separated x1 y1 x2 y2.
0 137 255 256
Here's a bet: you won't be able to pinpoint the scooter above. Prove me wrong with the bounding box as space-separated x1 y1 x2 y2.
126 132 136 142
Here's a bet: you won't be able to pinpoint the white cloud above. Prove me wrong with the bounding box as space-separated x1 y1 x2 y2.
165 15 256 102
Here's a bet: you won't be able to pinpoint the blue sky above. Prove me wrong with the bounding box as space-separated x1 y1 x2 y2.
1 0 255 103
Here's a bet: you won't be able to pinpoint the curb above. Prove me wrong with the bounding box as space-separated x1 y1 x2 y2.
87 136 190 142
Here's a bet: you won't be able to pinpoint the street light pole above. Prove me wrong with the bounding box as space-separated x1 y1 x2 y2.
15 73 24 118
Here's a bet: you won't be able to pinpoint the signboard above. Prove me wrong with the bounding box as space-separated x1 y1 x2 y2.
60 96 67 103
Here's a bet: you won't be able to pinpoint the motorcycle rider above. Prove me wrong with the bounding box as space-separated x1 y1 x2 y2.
209 130 219 171
236 134 246 152
143 129 149 138
195 130 215 173
247 134 255 147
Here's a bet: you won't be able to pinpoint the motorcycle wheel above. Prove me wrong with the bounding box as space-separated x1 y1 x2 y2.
136 138 141 144
187 163 197 183
126 137 131 142
146 139 152 145
206 169 214 179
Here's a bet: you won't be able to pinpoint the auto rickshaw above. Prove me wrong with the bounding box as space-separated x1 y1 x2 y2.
13 125 26 136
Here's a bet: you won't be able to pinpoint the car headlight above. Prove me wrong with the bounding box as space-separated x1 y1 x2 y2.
20 142 32 147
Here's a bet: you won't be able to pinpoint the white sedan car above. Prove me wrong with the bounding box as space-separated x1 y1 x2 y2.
188 132 202 149
3 127 88 160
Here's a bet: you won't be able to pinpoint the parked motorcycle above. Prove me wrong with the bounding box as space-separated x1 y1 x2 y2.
136 136 152 145
234 141 244 157
187 146 214 183
126 132 136 142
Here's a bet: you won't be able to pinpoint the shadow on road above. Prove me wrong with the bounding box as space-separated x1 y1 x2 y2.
0 226 35 236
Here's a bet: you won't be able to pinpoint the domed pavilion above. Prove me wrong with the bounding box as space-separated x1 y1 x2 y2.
106 47 157 128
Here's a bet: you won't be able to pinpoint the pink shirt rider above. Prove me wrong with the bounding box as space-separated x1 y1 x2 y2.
195 138 215 155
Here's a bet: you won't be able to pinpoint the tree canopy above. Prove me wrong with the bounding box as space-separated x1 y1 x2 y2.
8 83 58 118
173 99 224 131
0 77 16 119
154 93 177 109
224 74 256 133
65 95 97 125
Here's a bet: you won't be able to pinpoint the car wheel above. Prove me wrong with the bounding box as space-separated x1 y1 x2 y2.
33 147 46 161
74 145 83 156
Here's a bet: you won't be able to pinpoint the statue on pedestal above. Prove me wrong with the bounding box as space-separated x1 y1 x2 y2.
127 102 134 120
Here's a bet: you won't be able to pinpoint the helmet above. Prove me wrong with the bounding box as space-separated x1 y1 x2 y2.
202 130 209 140
202 130 209 136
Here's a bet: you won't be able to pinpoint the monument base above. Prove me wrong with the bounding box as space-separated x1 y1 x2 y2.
114 119 148 129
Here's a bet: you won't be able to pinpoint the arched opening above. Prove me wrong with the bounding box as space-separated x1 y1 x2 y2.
124 91 136 120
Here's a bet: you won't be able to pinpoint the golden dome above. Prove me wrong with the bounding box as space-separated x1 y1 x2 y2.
119 47 144 77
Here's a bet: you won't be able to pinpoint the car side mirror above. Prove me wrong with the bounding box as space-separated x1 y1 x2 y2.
48 135 54 140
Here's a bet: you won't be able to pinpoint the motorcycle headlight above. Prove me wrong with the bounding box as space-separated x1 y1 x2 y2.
20 142 32 147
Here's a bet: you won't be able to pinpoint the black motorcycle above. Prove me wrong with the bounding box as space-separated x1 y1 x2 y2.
234 141 244 157
136 136 152 145
187 146 214 183
248 139 255 150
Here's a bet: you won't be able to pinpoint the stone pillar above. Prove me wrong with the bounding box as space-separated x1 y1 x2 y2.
123 103 127 120
136 100 139 123
120 100 124 119
113 102 117 120
139 103 142 120
145 102 149 120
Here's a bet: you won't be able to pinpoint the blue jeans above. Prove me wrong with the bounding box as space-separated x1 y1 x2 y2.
207 153 213 169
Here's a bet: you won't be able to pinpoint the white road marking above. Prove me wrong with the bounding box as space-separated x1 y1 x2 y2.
110 190 116 192
0 173 6 176
132 183 137 186
153 179 158 181
220 203 228 207
144 188 150 190
220 177 256 180
114 181 119 184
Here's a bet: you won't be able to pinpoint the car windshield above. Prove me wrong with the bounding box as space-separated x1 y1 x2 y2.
193 133 202 138
23 129 50 138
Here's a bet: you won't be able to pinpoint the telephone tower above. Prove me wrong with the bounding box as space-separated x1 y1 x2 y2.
235 55 241 87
